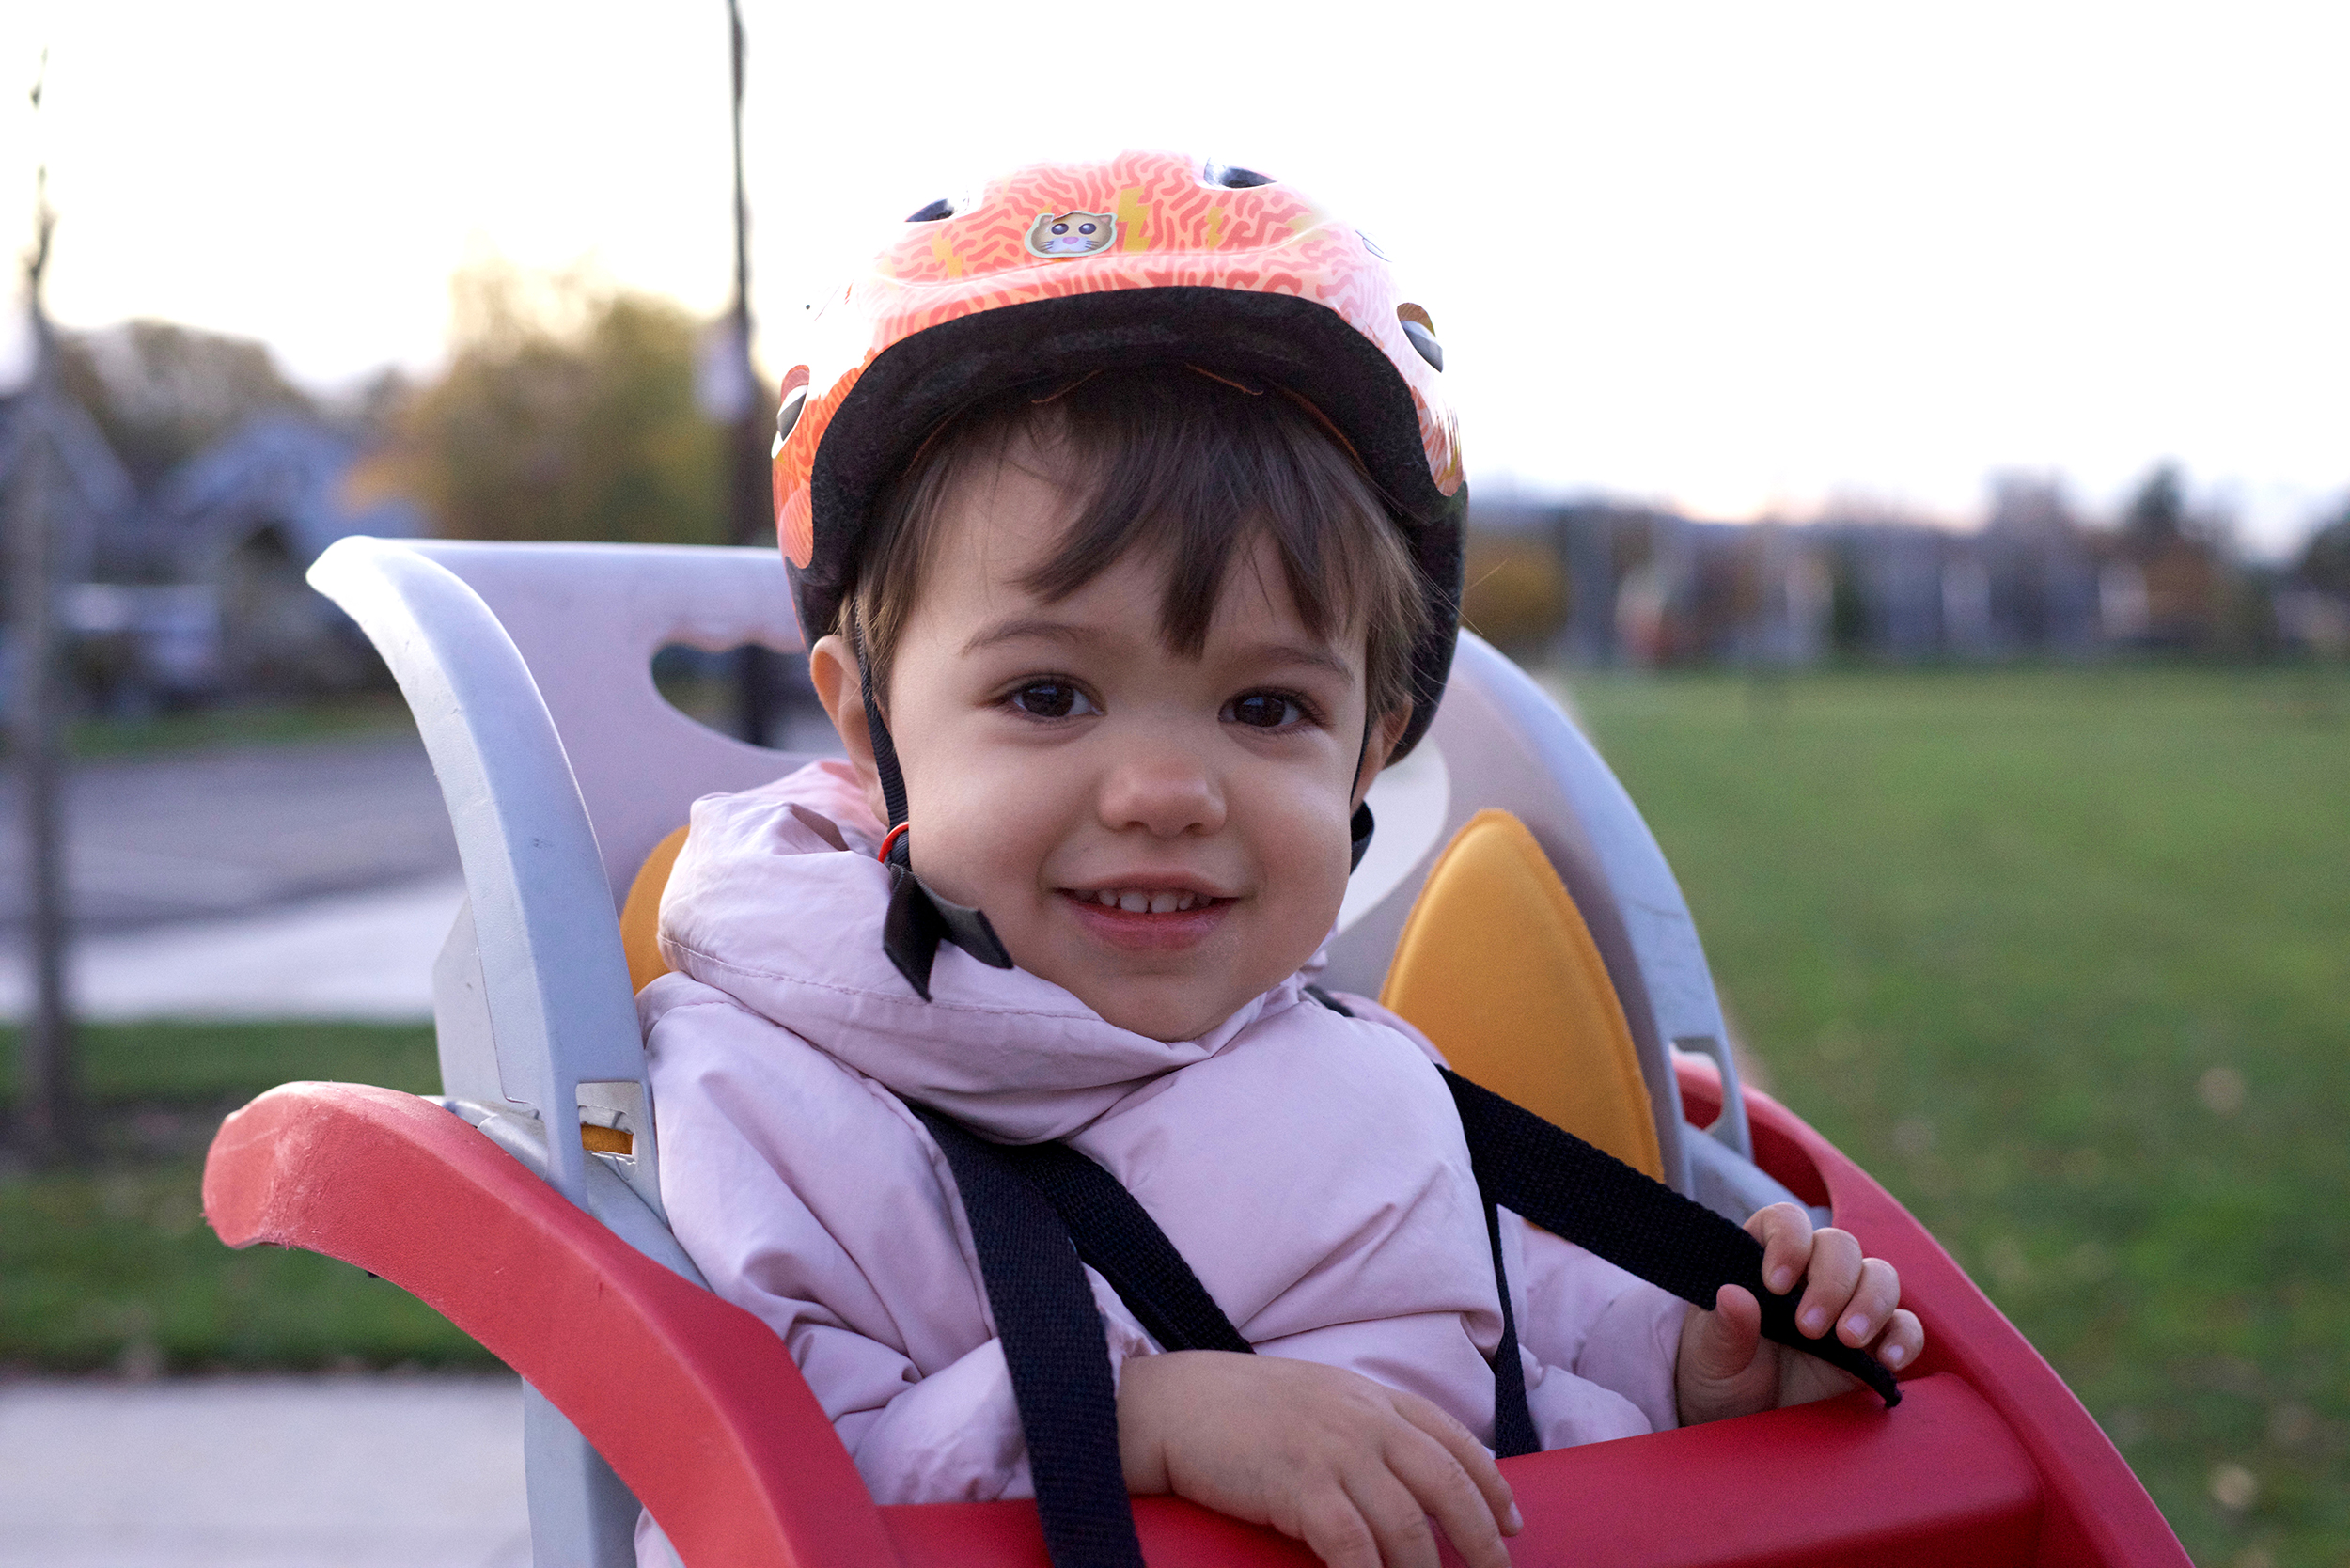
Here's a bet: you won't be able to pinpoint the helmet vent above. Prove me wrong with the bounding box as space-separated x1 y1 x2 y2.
906 197 956 223
1204 163 1275 190
1397 305 1444 372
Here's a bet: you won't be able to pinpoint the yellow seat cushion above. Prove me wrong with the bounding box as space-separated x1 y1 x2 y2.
620 824 692 994
1380 808 1663 1179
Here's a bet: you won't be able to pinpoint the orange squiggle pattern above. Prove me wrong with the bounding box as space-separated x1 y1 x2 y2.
775 150 1460 567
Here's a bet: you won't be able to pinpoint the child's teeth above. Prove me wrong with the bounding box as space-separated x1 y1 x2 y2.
1081 888 1207 912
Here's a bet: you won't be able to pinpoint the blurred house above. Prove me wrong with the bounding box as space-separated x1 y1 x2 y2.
0 388 137 587
1473 471 2254 669
127 414 425 697
1475 502 1833 667
2 393 423 712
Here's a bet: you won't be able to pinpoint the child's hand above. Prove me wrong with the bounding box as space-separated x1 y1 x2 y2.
1118 1349 1522 1568
1674 1201 1923 1426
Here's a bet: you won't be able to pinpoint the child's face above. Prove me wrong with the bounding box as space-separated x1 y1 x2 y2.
815 447 1402 1043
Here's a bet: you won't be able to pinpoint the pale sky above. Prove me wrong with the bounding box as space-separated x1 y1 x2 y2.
3 1 2344 556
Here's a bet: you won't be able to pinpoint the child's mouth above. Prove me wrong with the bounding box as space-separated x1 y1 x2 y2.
1060 887 1232 949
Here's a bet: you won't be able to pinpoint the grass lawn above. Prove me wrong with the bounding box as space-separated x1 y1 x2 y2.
0 690 418 763
0 1023 494 1373
1570 665 2349 1568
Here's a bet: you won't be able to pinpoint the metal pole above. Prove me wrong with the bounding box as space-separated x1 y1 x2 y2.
10 133 82 1162
725 0 779 745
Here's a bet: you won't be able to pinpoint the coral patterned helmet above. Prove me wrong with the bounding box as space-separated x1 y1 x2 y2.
773 149 1466 757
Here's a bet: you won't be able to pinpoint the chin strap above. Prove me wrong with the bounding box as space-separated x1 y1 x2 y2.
1347 702 1378 872
854 614 1013 998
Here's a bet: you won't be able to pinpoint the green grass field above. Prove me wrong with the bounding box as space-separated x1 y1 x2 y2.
0 690 419 762
0 1023 494 1373
1570 666 2348 1568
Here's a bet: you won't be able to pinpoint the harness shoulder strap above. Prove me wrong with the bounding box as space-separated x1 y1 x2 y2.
905 1104 1145 1568
992 1137 1254 1357
1440 1069 1902 1407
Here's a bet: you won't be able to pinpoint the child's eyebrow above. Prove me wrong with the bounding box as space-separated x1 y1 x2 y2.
961 617 1353 679
960 616 1099 657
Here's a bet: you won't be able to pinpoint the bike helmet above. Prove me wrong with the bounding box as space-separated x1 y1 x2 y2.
771 149 1466 761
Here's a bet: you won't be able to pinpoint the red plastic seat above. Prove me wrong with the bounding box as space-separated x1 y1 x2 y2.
203 1058 2185 1568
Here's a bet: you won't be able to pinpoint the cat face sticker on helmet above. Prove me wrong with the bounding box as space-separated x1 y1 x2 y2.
1024 210 1117 258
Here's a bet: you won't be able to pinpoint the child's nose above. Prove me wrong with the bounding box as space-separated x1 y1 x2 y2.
1096 755 1226 838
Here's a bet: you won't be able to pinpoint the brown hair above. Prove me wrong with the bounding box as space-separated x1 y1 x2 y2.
842 367 1430 724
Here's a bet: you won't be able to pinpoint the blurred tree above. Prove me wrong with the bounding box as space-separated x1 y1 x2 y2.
2121 463 2193 550
392 260 728 546
2114 463 2235 651
1826 541 1870 654
2297 502 2350 596
1461 534 1568 659
55 321 314 489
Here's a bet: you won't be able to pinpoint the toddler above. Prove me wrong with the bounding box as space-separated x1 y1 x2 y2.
637 152 1919 1568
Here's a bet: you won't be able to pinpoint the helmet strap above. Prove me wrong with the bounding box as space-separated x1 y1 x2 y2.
850 610 912 837
850 608 1011 996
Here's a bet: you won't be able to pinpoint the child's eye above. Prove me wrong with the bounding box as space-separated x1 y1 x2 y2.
1225 691 1309 730
1008 680 1098 720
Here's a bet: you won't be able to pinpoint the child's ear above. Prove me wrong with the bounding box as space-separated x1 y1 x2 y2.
1351 707 1415 807
808 634 891 828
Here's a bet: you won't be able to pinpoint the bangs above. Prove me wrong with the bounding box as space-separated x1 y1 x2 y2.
849 366 1429 720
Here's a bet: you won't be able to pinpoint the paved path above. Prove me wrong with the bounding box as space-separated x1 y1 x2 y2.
0 733 458 933
0 733 463 1021
0 1375 529 1568
0 874 462 1022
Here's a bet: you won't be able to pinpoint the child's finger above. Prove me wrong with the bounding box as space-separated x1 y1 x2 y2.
1336 1467 1445 1568
1691 1283 1764 1381
1834 1257 1903 1347
1744 1202 1814 1295
1293 1482 1398 1568
1390 1391 1521 1539
1794 1227 1864 1339
1378 1417 1514 1568
1873 1308 1925 1372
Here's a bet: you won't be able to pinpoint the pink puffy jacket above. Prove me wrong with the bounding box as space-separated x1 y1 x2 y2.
634 760 1687 1555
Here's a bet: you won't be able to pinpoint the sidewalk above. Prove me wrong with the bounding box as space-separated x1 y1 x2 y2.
0 1374 528 1568
0 734 457 933
0 875 459 1022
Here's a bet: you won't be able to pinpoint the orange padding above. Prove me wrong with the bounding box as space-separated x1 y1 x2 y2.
621 824 691 994
1380 809 1664 1180
581 1123 634 1157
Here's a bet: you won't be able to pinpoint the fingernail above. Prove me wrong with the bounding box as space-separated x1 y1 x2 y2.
1801 1307 1828 1336
1843 1314 1869 1341
1884 1343 1907 1367
1507 1502 1524 1532
1769 1268 1794 1294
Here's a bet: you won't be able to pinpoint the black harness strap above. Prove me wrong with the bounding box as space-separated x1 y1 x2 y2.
1440 1069 1902 1407
1478 1186 1542 1457
907 1105 1146 1568
990 1137 1255 1357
